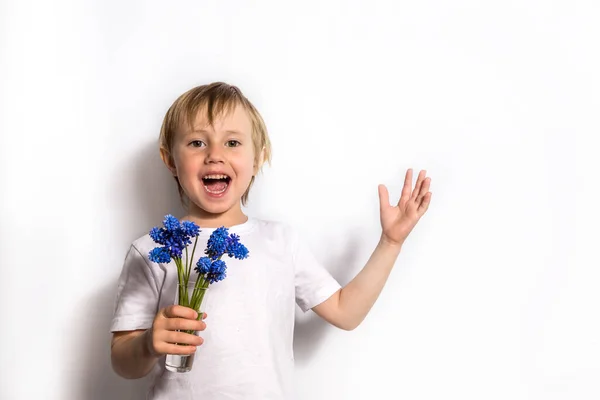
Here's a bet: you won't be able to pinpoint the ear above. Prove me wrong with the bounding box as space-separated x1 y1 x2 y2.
253 147 266 176
160 147 177 176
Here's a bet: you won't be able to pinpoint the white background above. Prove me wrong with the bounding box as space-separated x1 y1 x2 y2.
1 1 599 399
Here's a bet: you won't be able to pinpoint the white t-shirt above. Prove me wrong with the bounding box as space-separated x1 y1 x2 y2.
110 218 341 400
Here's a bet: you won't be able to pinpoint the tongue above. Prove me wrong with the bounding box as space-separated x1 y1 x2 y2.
205 180 227 192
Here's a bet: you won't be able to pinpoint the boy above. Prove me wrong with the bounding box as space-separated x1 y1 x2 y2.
110 82 432 399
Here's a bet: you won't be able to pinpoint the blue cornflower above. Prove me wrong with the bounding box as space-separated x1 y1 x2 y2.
148 215 248 286
195 257 227 284
226 234 249 260
165 236 185 259
163 214 180 231
205 227 229 260
226 233 240 247
148 215 201 262
149 247 171 263
195 257 212 275
206 259 227 283
181 220 200 237
149 227 166 245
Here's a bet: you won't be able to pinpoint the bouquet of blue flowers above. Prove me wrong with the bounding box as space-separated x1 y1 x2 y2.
148 215 249 326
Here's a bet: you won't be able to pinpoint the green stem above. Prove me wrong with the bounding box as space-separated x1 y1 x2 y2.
183 248 190 304
190 277 203 310
180 278 208 335
184 246 189 284
187 237 198 283
189 254 222 314
175 258 188 307
191 277 209 314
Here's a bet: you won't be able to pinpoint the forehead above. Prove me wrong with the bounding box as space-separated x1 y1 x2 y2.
187 103 252 135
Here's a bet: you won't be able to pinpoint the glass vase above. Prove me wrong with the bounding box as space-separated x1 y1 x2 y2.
165 281 208 373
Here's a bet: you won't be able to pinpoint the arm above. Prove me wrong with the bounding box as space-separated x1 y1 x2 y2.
111 330 157 379
313 169 432 331
313 238 401 331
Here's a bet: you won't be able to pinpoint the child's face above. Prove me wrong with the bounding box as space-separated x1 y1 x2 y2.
168 104 257 219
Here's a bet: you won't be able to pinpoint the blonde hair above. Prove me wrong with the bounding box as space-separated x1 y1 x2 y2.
159 82 272 206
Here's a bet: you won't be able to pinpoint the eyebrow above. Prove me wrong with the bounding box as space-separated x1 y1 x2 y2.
187 129 246 136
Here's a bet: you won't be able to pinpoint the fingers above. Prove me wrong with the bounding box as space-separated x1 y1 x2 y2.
410 170 431 203
402 168 413 197
163 305 199 320
167 317 206 332
418 192 432 214
409 168 431 215
157 343 198 356
378 184 390 214
393 169 411 207
149 306 208 356
409 170 424 201
164 330 204 347
196 312 208 321
151 331 203 356
416 177 431 203
159 307 206 332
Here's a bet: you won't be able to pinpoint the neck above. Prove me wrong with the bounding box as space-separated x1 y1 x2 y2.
184 202 248 228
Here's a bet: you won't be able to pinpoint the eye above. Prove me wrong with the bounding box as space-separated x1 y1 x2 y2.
226 140 241 147
189 140 205 148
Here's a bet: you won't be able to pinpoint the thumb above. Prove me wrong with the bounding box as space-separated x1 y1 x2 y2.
378 184 389 215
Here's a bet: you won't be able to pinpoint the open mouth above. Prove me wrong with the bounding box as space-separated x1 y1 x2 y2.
202 174 231 195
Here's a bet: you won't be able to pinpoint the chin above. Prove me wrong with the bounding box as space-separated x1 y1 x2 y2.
190 195 239 216
201 203 237 215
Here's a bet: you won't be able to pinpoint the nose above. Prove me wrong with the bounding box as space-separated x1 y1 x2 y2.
205 145 225 164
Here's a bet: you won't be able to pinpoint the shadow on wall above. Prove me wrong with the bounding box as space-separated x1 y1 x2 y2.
73 281 149 400
293 233 363 366
129 140 186 225
73 140 183 400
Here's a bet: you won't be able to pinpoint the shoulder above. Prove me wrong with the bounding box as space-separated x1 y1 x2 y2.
130 233 156 254
124 233 160 269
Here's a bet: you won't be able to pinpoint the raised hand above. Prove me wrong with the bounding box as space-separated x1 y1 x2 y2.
378 169 432 248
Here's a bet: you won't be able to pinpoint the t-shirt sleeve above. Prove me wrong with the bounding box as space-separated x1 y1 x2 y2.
292 229 342 312
110 244 160 332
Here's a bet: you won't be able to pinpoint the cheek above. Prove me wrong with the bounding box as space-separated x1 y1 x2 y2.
173 151 200 176
234 150 256 175
174 160 190 176
235 161 255 178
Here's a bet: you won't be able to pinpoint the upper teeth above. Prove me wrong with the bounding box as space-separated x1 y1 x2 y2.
204 174 228 179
